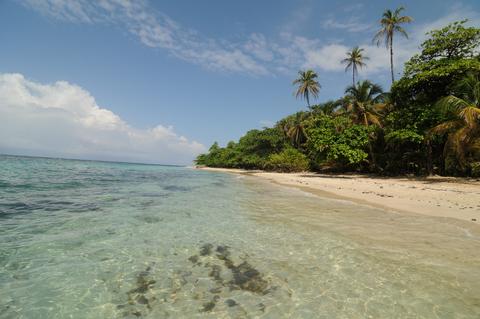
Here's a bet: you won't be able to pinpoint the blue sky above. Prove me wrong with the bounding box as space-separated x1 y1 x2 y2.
0 0 479 164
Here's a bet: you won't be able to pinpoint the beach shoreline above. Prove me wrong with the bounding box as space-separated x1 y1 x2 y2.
196 167 480 223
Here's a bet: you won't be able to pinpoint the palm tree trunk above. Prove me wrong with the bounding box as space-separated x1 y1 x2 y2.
426 141 433 175
363 113 377 170
352 69 355 87
390 36 394 84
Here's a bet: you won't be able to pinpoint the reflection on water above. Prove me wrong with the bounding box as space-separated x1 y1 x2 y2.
0 155 479 318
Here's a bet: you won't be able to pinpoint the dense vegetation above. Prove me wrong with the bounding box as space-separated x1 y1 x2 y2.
196 12 480 177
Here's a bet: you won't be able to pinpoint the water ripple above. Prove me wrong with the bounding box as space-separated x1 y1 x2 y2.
0 155 479 318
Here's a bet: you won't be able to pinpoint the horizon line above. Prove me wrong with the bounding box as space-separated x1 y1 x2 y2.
0 153 187 168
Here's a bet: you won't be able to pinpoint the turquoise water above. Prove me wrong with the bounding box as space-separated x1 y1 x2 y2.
1 155 480 318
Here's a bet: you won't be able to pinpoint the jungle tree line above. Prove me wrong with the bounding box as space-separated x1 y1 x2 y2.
196 8 480 176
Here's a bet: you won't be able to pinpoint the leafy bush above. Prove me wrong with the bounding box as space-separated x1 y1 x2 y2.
305 115 370 168
265 148 310 172
385 129 424 144
471 162 480 178
195 128 287 169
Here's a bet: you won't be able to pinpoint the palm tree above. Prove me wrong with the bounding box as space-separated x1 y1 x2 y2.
310 99 343 116
341 47 369 86
344 81 386 127
373 7 412 84
344 80 387 168
277 112 309 148
429 74 480 172
293 70 321 107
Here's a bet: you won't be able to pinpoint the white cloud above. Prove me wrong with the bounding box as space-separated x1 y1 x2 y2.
322 17 373 33
243 34 275 62
0 73 205 165
19 0 269 75
302 42 349 72
299 5 480 78
17 0 480 78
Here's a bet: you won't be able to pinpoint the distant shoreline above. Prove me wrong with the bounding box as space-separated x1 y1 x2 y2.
196 166 480 223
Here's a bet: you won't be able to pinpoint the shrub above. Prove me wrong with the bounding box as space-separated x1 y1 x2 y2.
471 162 480 178
305 115 370 168
265 148 309 172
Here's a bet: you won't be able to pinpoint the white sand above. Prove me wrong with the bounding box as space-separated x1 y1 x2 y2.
197 167 480 223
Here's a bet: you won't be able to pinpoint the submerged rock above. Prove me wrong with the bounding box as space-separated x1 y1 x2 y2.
136 295 149 305
201 295 220 312
209 287 222 294
123 267 157 316
118 243 279 317
216 245 230 260
257 302 266 312
129 274 156 294
188 255 200 265
163 185 191 192
200 243 213 256
202 244 269 294
225 299 237 307
208 265 222 282
228 261 268 294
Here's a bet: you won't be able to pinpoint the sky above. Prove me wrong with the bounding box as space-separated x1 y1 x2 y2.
0 0 479 165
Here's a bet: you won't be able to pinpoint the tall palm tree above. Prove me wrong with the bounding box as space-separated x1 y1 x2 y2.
293 70 321 107
341 46 369 86
373 7 412 84
429 74 480 172
344 80 387 168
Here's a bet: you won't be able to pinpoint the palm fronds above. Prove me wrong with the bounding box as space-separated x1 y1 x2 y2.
293 70 321 107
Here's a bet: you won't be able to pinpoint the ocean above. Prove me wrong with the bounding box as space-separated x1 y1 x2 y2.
1 155 479 318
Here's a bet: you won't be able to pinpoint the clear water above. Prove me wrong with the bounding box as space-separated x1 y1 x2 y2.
1 155 480 319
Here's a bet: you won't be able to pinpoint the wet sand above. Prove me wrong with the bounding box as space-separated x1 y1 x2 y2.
197 167 480 223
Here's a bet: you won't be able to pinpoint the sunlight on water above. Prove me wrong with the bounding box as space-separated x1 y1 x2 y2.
1 155 479 318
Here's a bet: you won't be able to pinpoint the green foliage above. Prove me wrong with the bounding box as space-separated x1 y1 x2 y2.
196 20 480 177
195 128 287 169
195 141 242 168
385 129 424 144
275 112 310 148
237 128 285 157
344 80 385 127
394 20 480 105
382 128 427 174
305 115 370 167
293 70 321 106
471 162 480 177
309 99 345 115
405 20 480 72
265 148 310 172
428 73 480 174
389 20 480 175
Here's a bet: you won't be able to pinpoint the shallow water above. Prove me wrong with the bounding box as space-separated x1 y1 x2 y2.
1 155 479 318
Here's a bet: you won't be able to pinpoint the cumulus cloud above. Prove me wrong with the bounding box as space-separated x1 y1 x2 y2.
301 5 480 78
17 0 480 78
0 73 205 164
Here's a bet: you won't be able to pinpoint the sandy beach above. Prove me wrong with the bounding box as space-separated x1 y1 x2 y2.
198 167 480 223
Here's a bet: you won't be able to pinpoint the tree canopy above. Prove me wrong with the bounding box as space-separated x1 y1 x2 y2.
197 19 480 177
